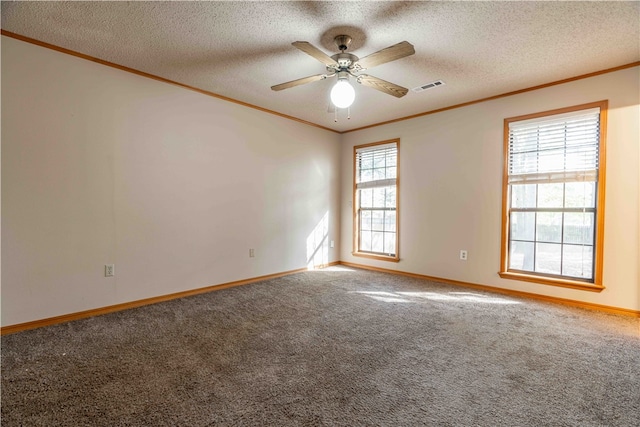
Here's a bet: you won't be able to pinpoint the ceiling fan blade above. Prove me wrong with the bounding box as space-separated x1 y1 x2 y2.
292 41 338 66
356 41 415 70
271 73 330 91
357 74 409 98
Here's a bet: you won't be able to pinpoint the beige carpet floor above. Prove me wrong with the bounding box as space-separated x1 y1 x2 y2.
2 266 639 426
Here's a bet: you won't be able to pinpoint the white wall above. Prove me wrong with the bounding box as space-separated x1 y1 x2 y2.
340 66 640 312
2 35 638 328
1 36 342 326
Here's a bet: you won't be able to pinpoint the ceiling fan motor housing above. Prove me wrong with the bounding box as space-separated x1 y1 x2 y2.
329 53 359 71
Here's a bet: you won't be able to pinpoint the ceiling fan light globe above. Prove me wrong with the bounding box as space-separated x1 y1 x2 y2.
330 80 355 109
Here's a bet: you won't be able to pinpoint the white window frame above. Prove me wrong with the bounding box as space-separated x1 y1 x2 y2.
500 101 607 291
353 139 400 262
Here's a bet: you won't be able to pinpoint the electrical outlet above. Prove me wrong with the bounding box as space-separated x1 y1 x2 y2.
105 264 115 277
459 250 468 261
249 249 255 258
330 240 335 248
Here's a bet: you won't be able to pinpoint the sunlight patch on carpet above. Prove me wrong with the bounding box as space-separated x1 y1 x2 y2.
353 290 521 305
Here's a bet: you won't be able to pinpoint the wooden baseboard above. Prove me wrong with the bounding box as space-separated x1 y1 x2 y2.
0 262 340 335
338 262 640 318
3 259 635 335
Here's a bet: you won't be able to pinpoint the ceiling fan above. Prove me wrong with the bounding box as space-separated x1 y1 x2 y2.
271 35 415 110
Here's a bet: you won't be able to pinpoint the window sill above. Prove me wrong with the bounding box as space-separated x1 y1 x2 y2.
352 252 400 263
498 271 604 292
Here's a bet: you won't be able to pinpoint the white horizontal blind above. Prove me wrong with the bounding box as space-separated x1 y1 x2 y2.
508 108 600 184
355 143 397 189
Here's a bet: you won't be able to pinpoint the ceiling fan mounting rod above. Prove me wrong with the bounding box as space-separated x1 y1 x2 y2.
334 35 352 52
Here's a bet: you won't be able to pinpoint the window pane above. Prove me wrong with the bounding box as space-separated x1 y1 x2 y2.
535 243 562 275
371 210 384 231
360 156 373 170
371 232 384 253
373 187 386 208
373 153 385 168
385 187 396 208
360 210 372 231
360 188 373 208
385 211 396 232
360 230 372 252
360 168 373 182
387 152 397 166
373 167 386 180
563 212 594 245
562 244 593 279
509 241 534 271
538 183 564 208
387 166 397 179
565 182 595 208
383 232 396 255
536 212 562 243
511 212 535 241
511 184 537 208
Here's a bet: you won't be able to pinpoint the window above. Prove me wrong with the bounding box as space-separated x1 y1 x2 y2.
500 101 607 291
353 140 399 261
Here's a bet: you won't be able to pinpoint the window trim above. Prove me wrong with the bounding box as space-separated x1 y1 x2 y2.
499 100 607 292
352 139 400 262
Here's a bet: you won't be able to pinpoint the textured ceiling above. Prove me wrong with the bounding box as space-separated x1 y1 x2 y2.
2 1 639 132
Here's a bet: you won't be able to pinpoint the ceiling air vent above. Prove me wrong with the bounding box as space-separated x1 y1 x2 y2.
412 80 445 93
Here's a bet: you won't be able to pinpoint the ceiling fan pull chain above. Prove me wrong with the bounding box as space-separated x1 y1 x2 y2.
334 107 338 123
348 106 351 120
